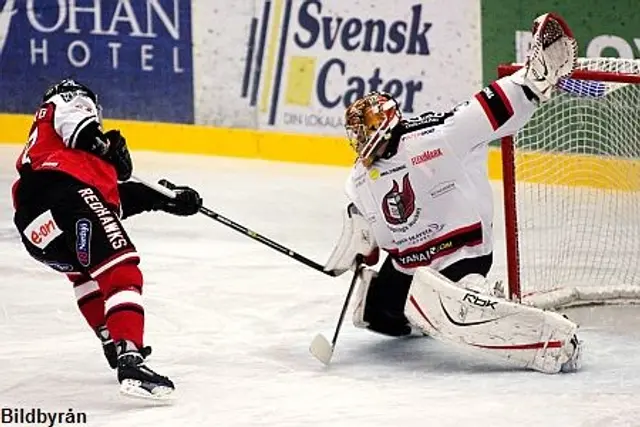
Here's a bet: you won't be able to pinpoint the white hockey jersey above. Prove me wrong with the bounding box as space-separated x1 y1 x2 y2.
346 75 538 275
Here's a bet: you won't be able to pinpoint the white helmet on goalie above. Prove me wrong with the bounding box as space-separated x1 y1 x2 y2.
344 92 401 167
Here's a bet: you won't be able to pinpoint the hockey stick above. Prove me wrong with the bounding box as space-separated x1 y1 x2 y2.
131 175 336 277
309 258 364 365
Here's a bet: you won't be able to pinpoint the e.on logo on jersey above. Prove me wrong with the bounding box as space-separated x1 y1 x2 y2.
23 210 63 250
411 148 443 166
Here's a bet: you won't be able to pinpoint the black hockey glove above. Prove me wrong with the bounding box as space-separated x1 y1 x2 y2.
155 179 203 216
104 130 133 181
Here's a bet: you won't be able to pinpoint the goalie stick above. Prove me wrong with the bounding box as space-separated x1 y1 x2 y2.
309 257 364 365
132 175 336 277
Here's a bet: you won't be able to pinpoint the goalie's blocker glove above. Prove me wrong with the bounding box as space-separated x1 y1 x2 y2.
324 203 378 276
155 179 203 216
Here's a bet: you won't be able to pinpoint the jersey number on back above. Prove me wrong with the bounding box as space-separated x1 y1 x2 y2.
21 108 48 165
21 127 38 165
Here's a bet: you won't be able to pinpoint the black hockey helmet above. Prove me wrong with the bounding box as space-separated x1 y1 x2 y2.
42 78 98 105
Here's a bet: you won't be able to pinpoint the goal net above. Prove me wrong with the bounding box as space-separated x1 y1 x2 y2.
499 58 640 309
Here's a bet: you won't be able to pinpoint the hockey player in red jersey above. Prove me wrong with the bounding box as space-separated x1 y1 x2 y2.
12 79 202 398
323 14 582 373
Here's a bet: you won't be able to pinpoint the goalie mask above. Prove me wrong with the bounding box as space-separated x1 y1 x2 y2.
345 92 401 167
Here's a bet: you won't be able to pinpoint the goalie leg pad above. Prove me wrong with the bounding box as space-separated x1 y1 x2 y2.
352 268 375 329
405 267 581 374
457 274 505 298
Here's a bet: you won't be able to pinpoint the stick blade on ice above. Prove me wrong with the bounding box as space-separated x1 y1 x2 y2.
309 333 333 365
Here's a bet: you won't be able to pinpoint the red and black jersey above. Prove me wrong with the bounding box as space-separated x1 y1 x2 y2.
13 94 120 211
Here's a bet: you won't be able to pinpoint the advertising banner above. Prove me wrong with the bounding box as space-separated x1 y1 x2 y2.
0 0 193 123
482 0 640 83
238 0 481 135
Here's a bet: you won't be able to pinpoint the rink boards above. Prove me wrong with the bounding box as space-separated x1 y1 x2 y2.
2 112 638 190
0 113 354 166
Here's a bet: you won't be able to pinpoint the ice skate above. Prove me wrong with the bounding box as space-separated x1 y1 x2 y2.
116 340 174 400
96 326 117 369
560 334 583 373
97 327 153 369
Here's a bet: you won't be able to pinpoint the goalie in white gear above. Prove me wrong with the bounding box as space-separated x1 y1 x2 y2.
324 13 581 373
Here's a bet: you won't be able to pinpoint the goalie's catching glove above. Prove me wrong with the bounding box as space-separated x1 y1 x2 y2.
154 179 203 216
512 13 577 101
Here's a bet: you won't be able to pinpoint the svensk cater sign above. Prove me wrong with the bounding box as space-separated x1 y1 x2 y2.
240 0 480 134
0 0 193 123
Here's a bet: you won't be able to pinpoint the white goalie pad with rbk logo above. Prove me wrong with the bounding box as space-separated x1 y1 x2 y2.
405 267 581 374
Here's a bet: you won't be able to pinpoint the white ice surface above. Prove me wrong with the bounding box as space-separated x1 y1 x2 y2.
1 145 640 427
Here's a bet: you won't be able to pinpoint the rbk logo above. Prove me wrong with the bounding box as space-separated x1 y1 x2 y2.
0 0 16 57
382 173 416 225
463 293 498 310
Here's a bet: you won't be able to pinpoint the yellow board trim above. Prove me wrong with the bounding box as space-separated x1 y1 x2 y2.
512 150 640 191
0 113 355 166
1 113 637 191
487 148 640 190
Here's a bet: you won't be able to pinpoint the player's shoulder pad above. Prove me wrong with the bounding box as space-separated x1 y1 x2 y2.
401 110 455 132
48 93 99 117
398 110 456 144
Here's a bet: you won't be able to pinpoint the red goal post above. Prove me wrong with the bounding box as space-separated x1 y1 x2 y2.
498 58 640 309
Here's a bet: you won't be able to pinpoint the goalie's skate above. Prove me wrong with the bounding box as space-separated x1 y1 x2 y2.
560 333 583 373
512 13 578 101
116 341 174 401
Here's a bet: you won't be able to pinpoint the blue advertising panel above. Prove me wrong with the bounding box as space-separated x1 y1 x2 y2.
0 0 193 123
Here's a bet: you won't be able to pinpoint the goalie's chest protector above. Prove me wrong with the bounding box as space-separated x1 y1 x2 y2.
347 131 494 274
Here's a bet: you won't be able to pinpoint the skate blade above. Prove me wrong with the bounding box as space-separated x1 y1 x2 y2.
120 379 175 402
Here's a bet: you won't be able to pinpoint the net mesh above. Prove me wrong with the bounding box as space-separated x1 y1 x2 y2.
507 58 640 308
